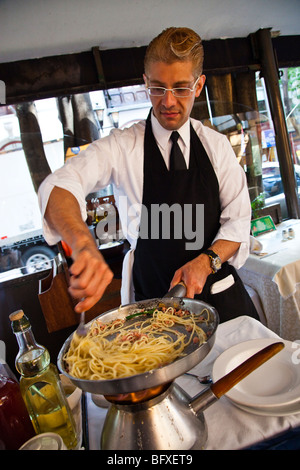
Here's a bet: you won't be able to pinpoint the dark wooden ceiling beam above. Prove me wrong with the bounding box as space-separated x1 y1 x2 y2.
0 33 299 105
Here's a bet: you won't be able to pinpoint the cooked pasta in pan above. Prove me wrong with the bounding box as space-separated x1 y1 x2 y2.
64 306 208 380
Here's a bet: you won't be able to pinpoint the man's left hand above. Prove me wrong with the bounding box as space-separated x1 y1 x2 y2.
170 253 212 298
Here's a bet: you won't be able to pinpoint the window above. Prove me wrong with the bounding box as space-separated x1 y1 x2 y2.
199 71 300 223
0 99 64 279
0 86 151 281
255 68 300 218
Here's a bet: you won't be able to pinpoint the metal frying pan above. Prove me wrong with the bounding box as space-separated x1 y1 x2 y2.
57 284 219 395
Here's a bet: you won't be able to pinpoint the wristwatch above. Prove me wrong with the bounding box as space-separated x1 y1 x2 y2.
203 249 222 273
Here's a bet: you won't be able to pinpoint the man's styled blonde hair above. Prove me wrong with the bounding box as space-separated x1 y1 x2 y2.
144 27 204 78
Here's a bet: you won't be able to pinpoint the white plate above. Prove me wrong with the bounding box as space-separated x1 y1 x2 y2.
230 400 300 417
212 338 300 409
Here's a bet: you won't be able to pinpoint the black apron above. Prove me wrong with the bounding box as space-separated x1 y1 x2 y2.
132 113 259 323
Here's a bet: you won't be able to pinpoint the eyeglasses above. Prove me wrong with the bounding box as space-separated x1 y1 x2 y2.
147 76 200 98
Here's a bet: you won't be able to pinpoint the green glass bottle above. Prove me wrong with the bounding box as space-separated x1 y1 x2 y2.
10 310 77 450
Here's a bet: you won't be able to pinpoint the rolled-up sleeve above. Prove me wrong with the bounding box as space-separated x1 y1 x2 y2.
38 135 118 246
38 122 145 247
38 167 89 246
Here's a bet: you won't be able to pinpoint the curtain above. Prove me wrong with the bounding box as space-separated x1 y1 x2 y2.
57 93 100 160
192 70 263 199
16 102 52 192
205 71 258 113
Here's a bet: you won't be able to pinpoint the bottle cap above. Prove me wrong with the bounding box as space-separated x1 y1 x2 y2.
9 310 24 321
9 310 30 333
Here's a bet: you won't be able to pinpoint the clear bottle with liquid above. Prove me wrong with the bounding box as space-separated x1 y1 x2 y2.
9 310 77 450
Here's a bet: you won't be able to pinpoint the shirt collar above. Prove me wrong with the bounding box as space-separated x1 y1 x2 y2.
151 111 190 150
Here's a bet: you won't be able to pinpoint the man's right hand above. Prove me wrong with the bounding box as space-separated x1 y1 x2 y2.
68 243 113 313
44 186 114 313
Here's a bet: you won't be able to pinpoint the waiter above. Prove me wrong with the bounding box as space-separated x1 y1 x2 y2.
38 27 259 323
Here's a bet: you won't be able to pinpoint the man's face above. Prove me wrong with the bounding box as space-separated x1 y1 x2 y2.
144 61 205 130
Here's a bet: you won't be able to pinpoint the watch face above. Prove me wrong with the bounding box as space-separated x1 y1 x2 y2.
204 250 222 272
213 257 222 270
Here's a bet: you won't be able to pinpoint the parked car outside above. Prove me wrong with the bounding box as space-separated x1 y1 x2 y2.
262 162 300 197
262 162 300 219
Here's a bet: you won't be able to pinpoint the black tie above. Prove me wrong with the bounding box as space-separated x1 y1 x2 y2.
169 131 186 170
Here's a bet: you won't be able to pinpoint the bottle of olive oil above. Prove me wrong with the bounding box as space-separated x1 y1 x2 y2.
10 310 77 450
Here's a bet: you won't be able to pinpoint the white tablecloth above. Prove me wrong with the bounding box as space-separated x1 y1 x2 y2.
85 316 300 451
238 219 300 341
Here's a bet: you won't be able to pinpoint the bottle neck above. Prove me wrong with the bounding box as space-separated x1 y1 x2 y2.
14 326 50 377
15 326 37 353
10 312 50 376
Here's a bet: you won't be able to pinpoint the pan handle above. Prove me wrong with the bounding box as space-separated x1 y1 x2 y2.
190 341 285 414
164 281 187 298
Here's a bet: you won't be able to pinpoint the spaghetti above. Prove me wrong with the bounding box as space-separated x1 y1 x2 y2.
64 306 208 381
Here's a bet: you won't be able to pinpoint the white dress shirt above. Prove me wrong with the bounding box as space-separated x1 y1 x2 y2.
151 113 190 169
38 114 251 303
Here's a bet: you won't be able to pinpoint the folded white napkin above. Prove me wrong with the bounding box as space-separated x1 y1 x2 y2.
250 235 263 254
210 274 235 294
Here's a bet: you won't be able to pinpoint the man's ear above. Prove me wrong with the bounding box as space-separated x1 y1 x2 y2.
195 75 206 97
143 74 148 86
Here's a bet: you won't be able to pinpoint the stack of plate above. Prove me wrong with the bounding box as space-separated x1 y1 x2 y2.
212 338 300 416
